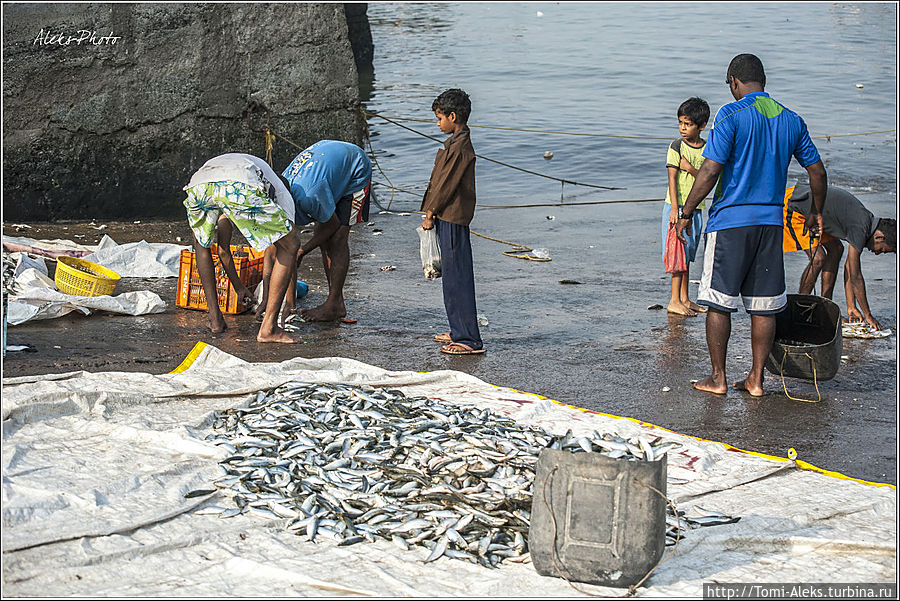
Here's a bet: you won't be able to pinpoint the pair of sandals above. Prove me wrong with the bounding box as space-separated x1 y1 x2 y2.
433 332 486 355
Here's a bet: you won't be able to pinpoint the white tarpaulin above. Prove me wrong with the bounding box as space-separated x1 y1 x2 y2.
1 344 895 596
84 235 188 278
5 257 166 326
3 234 184 325
2 234 187 278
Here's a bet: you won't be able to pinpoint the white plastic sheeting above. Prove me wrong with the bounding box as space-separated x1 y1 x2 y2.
5 255 166 326
2 234 187 278
3 234 185 325
84 235 188 278
2 344 895 596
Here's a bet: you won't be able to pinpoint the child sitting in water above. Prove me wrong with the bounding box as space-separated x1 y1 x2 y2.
663 97 709 316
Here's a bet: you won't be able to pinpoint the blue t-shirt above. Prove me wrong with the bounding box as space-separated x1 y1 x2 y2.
281 140 372 225
703 92 821 233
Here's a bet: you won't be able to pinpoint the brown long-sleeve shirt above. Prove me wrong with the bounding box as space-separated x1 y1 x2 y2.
420 126 477 226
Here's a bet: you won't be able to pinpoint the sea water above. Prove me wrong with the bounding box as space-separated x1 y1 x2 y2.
362 2 896 209
360 2 897 343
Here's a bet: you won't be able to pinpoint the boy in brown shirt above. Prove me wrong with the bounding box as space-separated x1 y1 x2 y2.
420 89 485 355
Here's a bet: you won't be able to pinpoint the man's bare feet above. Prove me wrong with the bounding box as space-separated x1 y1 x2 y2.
208 314 227 333
300 301 346 322
687 301 708 313
692 376 727 395
667 301 697 317
733 378 764 397
256 326 300 343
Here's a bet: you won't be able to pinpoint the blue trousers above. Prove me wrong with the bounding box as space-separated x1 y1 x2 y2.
436 219 483 350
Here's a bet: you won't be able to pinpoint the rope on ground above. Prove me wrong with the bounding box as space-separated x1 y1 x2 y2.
469 231 551 261
362 109 896 142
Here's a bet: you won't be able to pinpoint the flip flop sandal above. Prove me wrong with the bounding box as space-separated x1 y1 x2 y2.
340 317 357 324
433 332 452 343
441 342 486 355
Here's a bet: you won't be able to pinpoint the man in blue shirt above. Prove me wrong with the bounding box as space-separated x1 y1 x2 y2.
259 140 372 322
675 54 828 397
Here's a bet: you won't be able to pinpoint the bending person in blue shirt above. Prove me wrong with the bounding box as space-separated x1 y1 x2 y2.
259 140 372 322
676 54 828 397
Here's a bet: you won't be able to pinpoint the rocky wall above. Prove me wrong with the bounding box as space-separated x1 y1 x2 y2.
2 3 370 221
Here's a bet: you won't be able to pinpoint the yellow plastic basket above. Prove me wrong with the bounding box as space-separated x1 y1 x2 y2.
54 256 120 297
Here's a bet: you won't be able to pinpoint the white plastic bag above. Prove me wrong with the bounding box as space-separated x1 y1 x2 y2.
416 226 441 280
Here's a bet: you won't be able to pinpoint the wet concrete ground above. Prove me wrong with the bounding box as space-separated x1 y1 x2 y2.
3 204 897 485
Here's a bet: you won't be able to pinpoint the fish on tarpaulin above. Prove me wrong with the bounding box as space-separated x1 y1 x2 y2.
185 382 740 564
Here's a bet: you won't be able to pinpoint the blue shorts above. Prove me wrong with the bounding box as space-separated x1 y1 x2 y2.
661 204 702 264
698 225 786 314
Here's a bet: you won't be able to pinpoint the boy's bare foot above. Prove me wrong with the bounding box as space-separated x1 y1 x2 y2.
692 376 728 395
256 327 300 343
687 301 708 313
667 302 697 317
300 301 346 322
733 378 764 397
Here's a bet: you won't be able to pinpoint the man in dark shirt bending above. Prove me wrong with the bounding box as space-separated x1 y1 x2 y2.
786 183 896 330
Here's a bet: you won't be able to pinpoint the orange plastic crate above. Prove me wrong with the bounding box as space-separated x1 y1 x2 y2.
176 244 264 314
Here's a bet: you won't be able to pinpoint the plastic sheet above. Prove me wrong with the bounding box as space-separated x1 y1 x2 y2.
2 344 895 596
5 264 166 326
84 235 188 278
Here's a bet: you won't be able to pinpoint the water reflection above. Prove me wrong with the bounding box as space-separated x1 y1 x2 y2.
657 314 688 364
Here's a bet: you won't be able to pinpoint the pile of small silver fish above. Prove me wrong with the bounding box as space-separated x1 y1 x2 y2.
841 323 892 339
194 381 737 564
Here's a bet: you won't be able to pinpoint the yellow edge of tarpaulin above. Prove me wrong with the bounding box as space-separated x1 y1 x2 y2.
169 341 895 490
169 341 209 374
508 387 895 490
